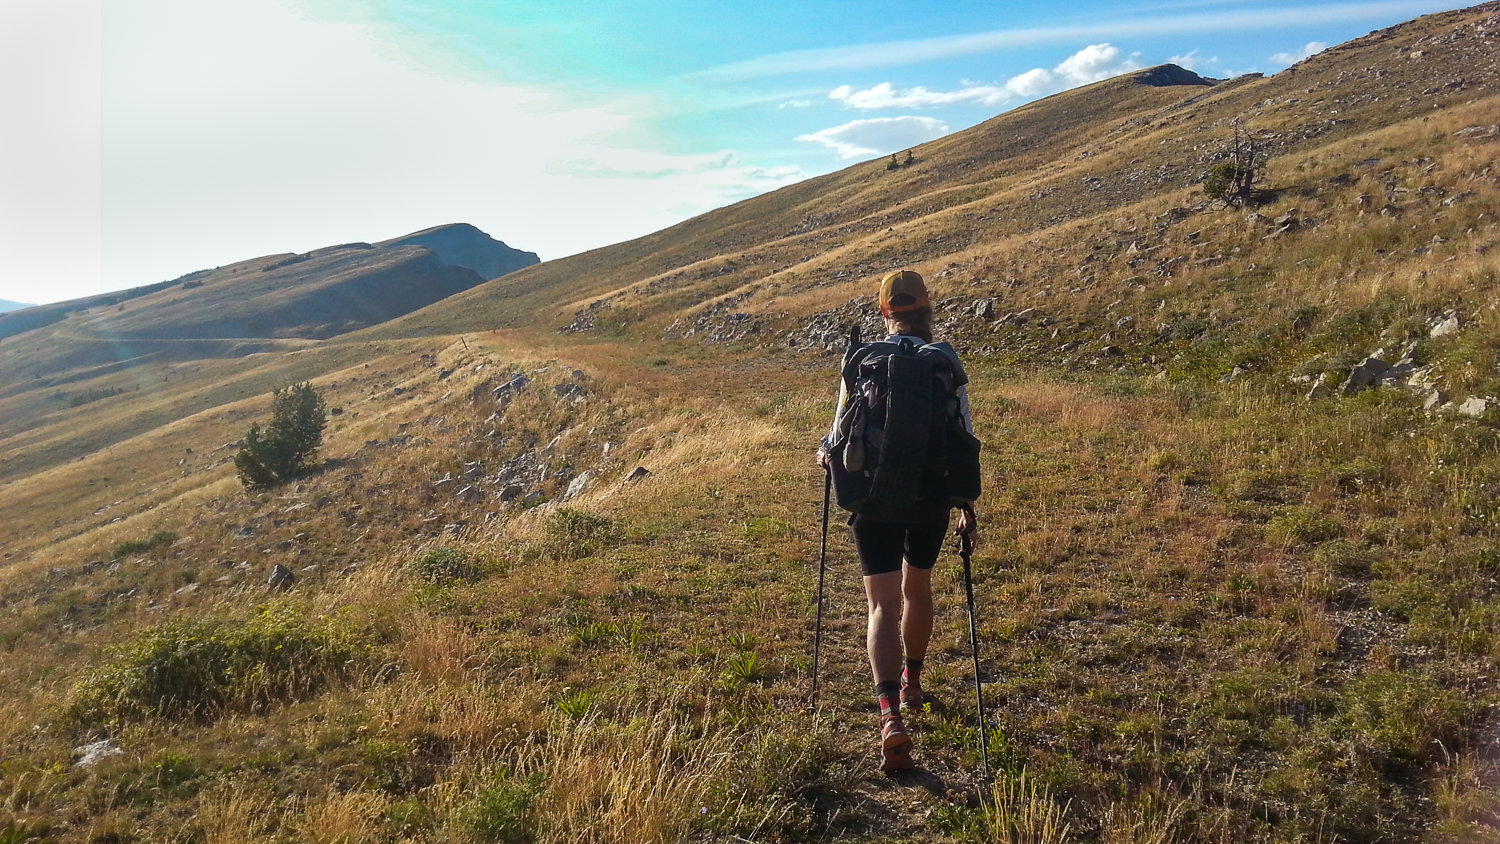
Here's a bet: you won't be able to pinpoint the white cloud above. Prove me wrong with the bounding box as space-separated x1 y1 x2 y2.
1002 43 1142 100
828 81 1011 110
779 99 814 109
1270 41 1328 66
796 116 949 160
1167 49 1221 73
1006 67 1057 98
1057 43 1139 82
824 42 1139 115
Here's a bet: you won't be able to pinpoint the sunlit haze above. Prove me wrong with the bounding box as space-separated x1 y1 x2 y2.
0 0 1467 306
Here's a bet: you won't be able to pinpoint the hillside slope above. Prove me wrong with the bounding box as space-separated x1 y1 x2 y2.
1 5 1498 843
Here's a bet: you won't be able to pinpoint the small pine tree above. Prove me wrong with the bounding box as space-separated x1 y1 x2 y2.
1204 129 1270 206
234 382 327 490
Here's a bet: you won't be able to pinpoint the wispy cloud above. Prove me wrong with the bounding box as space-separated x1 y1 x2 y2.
828 81 1011 110
826 44 1140 112
796 116 950 160
1270 41 1328 66
690 1 1448 82
1167 49 1221 72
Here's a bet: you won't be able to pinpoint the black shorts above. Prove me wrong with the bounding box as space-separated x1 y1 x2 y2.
850 513 950 577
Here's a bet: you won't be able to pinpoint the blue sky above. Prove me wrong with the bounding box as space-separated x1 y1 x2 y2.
0 0 1469 306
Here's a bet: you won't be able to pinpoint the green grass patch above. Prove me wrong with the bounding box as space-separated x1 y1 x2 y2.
110 530 179 559
68 603 368 724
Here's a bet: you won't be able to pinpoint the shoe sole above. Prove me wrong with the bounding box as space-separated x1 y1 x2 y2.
880 741 916 772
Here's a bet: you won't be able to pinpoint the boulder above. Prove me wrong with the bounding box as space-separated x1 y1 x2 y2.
1458 397 1492 419
562 471 595 501
267 563 296 592
1340 357 1392 395
1429 314 1460 338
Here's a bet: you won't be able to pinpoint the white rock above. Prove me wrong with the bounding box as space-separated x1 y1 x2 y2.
1429 315 1460 338
1458 397 1492 418
561 471 595 502
74 739 123 768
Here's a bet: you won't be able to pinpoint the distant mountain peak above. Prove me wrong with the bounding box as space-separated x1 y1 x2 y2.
1131 64 1216 87
381 224 539 281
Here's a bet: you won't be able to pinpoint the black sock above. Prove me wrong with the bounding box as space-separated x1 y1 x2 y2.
874 681 901 716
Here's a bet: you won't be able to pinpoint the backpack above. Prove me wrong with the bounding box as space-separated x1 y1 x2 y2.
828 325 982 520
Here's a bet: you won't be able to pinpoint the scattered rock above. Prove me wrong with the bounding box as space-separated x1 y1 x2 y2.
1429 314 1460 338
973 299 995 320
1454 125 1500 139
562 471 595 501
1340 357 1392 395
1458 397 1492 419
74 739 123 768
267 563 297 592
626 467 651 483
1306 373 1333 400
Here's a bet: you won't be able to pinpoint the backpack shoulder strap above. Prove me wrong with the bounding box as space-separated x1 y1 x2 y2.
842 338 904 387
917 341 968 389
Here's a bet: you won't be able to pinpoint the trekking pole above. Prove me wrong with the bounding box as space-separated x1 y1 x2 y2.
810 467 831 713
960 525 992 781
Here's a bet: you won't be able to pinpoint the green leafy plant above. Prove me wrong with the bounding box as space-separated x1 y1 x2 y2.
459 772 544 843
234 381 327 490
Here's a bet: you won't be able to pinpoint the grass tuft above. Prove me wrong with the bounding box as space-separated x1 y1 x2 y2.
68 603 368 724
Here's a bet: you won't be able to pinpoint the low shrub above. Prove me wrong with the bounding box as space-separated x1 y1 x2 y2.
543 508 624 560
69 604 367 724
110 530 179 559
1267 507 1343 545
408 546 479 584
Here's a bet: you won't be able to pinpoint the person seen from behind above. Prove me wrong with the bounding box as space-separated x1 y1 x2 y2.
816 269 979 772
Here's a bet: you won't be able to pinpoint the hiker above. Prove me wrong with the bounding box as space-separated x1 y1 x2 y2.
816 269 980 772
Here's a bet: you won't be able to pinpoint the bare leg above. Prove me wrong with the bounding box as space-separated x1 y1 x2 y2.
901 562 934 663
863 571 904 684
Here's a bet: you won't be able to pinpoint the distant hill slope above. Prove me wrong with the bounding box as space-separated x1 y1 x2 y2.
0 224 537 383
369 2 1497 343
0 299 34 314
